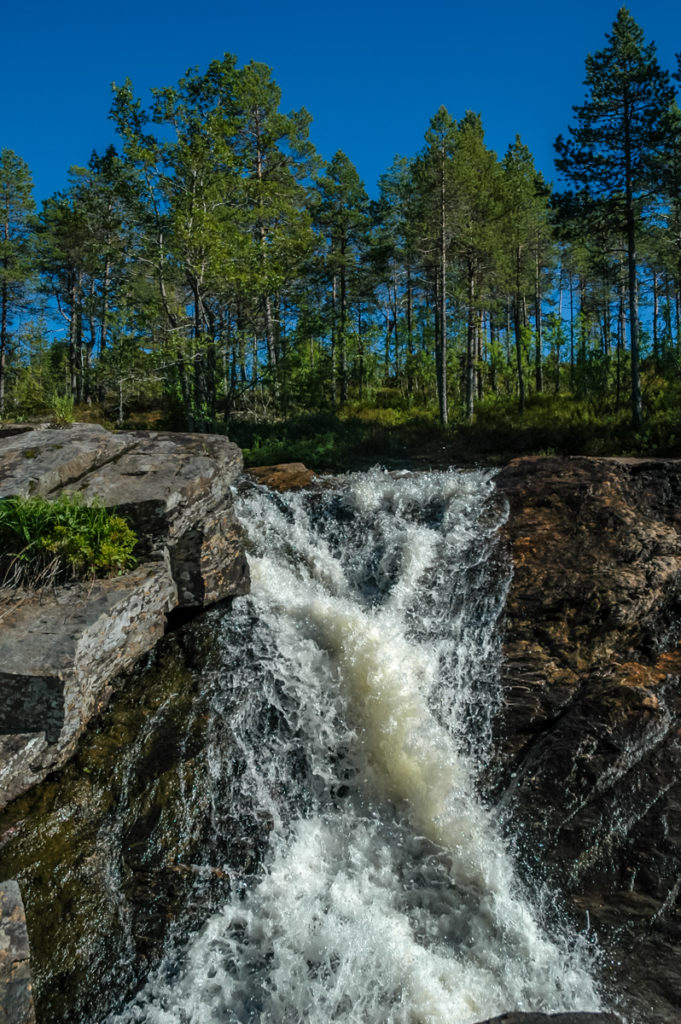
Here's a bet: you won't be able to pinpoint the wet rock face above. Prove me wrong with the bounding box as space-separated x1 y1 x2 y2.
0 563 177 806
491 456 681 1023
0 614 272 1024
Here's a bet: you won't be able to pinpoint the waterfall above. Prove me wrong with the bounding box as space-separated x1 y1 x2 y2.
107 468 601 1024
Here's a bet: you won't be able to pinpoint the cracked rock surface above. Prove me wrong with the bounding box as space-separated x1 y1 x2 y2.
491 456 681 1024
0 424 250 809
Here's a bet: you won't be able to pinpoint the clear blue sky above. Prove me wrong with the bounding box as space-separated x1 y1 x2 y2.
2 0 680 204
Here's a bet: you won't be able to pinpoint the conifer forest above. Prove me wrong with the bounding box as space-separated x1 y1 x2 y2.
3 7 681 464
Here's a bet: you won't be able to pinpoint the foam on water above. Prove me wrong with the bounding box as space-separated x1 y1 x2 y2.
107 468 602 1024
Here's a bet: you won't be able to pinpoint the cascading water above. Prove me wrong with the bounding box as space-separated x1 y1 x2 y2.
108 467 602 1024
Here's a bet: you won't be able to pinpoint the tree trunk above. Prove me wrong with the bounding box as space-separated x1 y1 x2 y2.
569 274 575 389
534 251 543 393
652 269 659 362
623 85 643 429
339 258 348 405
476 310 484 402
466 269 475 422
331 273 338 405
514 248 525 415
490 319 498 395
617 272 626 413
0 279 7 418
513 293 525 415
437 155 448 426
406 266 414 397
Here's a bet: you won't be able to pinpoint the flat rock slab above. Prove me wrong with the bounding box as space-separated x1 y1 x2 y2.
0 563 176 807
0 880 35 1024
246 462 316 492
0 424 128 499
68 431 243 546
0 424 251 807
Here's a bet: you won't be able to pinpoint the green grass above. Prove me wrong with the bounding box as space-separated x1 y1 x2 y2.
228 406 448 472
226 386 681 473
0 493 138 588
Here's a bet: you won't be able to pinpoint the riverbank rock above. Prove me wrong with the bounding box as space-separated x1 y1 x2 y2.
0 880 35 1024
0 424 249 809
0 610 272 1024
491 456 681 1024
0 562 176 806
246 462 316 492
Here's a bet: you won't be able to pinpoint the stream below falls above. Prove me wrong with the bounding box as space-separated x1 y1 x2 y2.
103 468 603 1024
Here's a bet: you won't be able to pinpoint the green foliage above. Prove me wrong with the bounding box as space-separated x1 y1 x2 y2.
0 493 137 587
4 28 681 451
231 403 446 471
50 393 76 424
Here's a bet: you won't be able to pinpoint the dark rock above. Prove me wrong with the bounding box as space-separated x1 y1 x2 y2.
0 562 177 806
246 462 316 491
491 456 681 1023
0 880 35 1024
0 615 270 1024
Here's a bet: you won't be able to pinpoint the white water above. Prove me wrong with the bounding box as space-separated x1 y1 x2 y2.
109 468 601 1024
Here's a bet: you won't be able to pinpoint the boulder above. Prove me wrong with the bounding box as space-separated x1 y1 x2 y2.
0 880 35 1024
65 430 250 607
0 562 176 806
246 462 316 492
0 425 250 808
0 424 128 499
491 456 681 1023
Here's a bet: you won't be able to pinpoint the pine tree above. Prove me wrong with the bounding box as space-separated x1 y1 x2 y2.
555 7 676 428
501 137 550 414
0 150 36 417
448 112 504 420
314 151 371 405
415 107 458 425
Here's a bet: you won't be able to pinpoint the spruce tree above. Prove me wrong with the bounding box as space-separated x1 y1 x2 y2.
555 6 676 428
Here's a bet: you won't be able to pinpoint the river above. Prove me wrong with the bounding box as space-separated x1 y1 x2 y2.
105 468 602 1024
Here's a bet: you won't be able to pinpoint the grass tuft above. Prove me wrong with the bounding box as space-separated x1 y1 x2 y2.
0 493 138 588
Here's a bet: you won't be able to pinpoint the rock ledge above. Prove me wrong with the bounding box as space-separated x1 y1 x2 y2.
0 424 249 809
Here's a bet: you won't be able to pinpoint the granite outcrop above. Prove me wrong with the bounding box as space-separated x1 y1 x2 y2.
490 456 681 1024
0 424 249 809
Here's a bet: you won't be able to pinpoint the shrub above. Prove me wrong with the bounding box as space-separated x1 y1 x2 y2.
50 394 76 425
0 493 137 588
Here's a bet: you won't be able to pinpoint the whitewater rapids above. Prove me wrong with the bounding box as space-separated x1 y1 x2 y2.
107 468 601 1024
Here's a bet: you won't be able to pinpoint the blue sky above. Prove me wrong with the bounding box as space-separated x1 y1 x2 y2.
3 0 680 204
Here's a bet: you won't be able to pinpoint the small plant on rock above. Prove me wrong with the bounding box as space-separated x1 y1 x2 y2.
50 394 76 425
0 493 138 588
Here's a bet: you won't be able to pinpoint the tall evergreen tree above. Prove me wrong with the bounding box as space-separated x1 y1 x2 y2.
501 137 550 414
448 112 503 420
555 6 676 428
415 108 458 425
0 150 36 417
314 151 371 405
